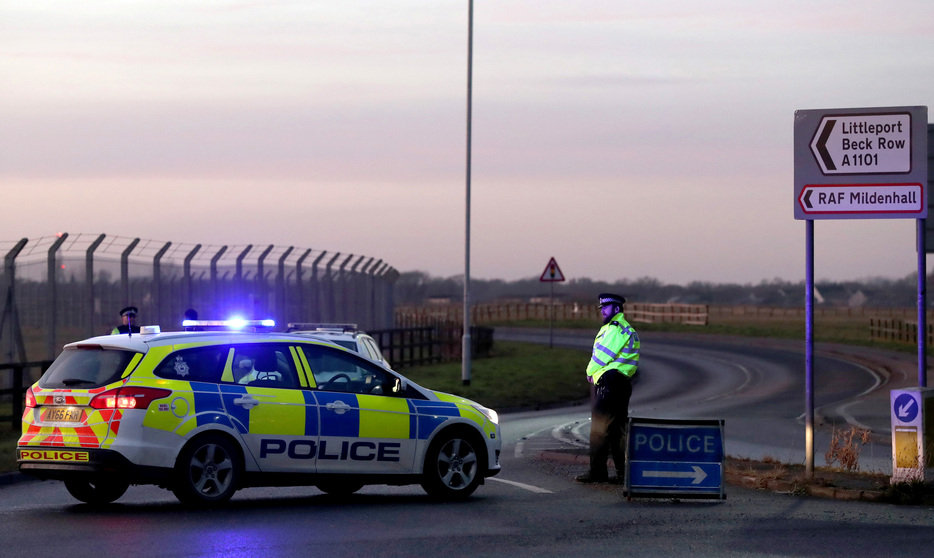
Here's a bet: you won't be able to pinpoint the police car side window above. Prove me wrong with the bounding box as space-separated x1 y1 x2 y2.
301 344 390 395
154 346 227 383
229 344 299 388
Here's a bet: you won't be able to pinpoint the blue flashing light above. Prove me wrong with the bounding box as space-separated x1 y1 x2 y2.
181 318 276 331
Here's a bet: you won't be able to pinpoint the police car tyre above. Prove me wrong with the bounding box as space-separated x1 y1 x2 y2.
64 477 129 505
420 428 483 500
172 434 242 506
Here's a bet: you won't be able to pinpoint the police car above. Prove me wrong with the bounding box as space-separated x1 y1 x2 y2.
17 320 502 506
285 323 390 368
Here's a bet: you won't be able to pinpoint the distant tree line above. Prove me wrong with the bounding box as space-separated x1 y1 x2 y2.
395 271 927 308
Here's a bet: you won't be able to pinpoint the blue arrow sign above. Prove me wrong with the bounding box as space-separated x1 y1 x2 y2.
893 393 919 423
630 461 721 489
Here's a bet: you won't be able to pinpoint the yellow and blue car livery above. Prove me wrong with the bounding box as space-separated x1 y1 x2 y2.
18 323 502 505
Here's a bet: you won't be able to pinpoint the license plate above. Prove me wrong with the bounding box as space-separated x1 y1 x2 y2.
44 407 82 423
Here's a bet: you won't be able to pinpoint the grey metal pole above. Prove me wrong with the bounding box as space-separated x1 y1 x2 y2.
85 234 105 337
235 245 253 315
210 245 228 318
919 218 927 387
183 244 202 314
3 239 28 364
256 245 274 318
805 220 815 478
295 248 311 320
152 242 172 328
47 233 68 359
120 238 140 308
462 0 474 386
277 246 294 326
312 251 328 321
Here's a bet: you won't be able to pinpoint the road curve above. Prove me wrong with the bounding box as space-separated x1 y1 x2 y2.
496 327 907 473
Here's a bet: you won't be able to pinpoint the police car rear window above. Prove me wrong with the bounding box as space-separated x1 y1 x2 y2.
40 347 140 389
154 346 228 383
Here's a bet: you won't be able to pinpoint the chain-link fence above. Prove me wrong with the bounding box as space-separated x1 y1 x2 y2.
0 233 398 365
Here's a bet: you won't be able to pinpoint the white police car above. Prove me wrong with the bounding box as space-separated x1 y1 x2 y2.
286 323 390 368
18 320 501 506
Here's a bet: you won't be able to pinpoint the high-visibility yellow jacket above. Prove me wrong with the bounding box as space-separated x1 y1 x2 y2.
586 312 640 384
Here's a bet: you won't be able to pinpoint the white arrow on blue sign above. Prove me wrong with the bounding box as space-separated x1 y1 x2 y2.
630 461 721 489
894 393 919 423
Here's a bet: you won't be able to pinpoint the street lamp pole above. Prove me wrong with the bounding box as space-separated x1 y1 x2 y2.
462 0 473 386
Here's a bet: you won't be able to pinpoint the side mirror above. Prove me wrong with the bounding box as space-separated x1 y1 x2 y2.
393 377 408 394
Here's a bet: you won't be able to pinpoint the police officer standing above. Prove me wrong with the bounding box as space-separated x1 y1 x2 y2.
111 306 141 336
576 293 640 483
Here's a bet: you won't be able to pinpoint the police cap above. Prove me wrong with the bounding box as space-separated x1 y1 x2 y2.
597 293 626 307
120 306 139 318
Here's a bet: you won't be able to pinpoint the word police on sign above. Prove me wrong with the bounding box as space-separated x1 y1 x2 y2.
625 417 726 500
794 106 927 220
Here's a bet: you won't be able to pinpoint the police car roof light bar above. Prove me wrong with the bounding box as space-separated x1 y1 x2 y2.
286 322 358 333
182 319 276 332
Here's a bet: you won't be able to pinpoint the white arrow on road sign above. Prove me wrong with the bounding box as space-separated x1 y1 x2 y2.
643 465 708 485
898 398 917 419
809 113 912 175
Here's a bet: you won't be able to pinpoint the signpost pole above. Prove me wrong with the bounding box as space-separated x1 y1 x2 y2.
549 279 554 349
919 218 927 388
805 220 815 478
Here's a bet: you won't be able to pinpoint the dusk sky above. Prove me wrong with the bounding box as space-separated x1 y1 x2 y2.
3 1 934 285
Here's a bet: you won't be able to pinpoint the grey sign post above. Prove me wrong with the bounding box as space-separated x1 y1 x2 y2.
794 105 928 476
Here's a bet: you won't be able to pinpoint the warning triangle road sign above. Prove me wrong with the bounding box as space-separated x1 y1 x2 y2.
539 257 565 282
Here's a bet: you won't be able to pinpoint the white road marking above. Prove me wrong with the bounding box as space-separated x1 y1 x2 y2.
488 477 553 493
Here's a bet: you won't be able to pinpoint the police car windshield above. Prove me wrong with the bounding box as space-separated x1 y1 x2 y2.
40 348 139 389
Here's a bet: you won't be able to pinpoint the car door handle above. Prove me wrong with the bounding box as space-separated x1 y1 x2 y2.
233 395 260 409
325 401 352 414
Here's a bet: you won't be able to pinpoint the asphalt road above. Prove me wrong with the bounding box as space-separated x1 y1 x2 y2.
497 327 901 472
2 329 931 557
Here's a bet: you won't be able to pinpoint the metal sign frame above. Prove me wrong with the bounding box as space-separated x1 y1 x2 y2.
625 417 726 500
794 106 927 220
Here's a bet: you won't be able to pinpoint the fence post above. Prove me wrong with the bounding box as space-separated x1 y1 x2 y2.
209 246 228 319
275 246 293 326
294 248 311 322
183 244 202 314
47 233 69 359
152 242 172 327
84 234 105 337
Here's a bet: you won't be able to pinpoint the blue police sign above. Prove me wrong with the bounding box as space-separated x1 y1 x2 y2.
626 417 726 499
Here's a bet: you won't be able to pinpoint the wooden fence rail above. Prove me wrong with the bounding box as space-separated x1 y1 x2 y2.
397 302 710 326
869 318 934 346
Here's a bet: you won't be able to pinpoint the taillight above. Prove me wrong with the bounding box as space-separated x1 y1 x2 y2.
25 387 36 409
89 387 172 410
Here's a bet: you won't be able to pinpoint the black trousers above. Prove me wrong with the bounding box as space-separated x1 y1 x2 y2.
589 370 633 478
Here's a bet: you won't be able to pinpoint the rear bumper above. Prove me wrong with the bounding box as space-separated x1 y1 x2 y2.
17 446 170 483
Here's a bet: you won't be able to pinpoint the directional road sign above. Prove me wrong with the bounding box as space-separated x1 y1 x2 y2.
794 106 928 220
893 392 920 424
810 113 912 174
625 417 725 499
798 183 923 216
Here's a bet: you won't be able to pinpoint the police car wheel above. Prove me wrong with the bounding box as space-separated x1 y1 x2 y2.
172 434 241 506
316 480 364 496
64 477 129 505
421 430 482 500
